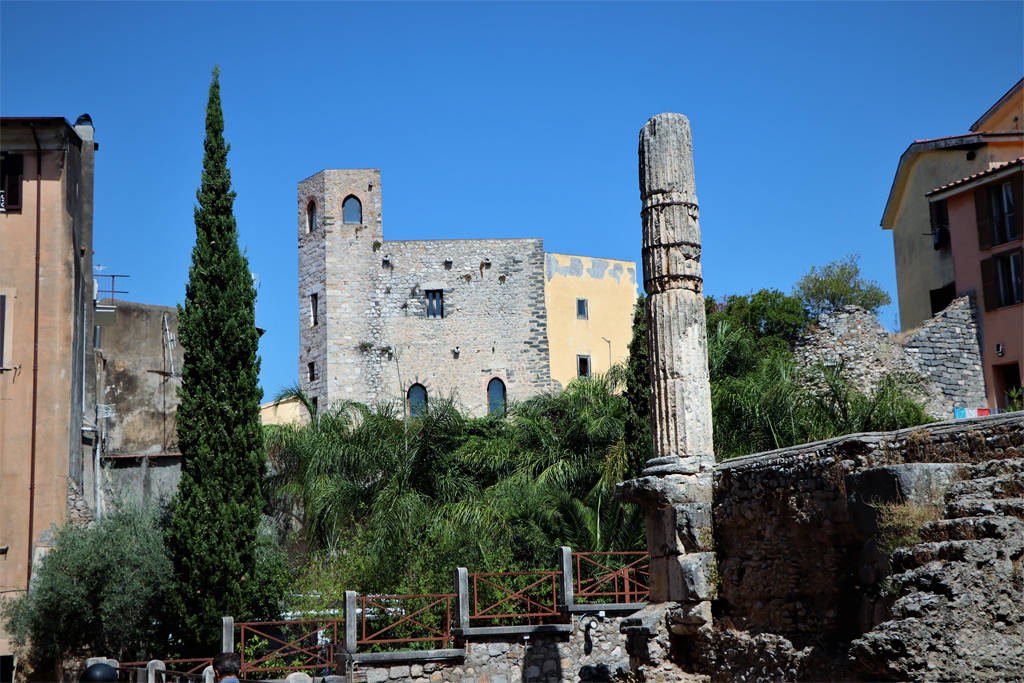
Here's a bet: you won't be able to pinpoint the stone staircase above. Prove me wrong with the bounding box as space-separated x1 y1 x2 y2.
850 458 1024 682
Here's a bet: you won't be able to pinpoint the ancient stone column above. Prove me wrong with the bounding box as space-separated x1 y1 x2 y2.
617 113 715 630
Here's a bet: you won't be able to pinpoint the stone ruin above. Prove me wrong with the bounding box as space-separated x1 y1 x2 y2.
615 113 1024 682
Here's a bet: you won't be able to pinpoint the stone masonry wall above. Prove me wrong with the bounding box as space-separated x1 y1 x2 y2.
902 295 987 409
793 301 986 420
372 238 551 415
700 412 1023 681
354 621 630 683
298 169 551 417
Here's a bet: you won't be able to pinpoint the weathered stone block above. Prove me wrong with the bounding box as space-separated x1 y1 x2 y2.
616 472 713 508
675 502 712 551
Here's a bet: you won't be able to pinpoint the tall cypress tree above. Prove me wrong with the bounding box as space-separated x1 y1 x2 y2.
622 294 652 477
167 66 265 651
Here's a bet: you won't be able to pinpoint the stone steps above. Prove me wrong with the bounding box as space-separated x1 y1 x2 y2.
944 497 1024 519
919 515 1024 543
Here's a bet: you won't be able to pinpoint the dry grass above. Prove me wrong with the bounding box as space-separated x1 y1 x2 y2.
892 325 923 346
873 500 943 555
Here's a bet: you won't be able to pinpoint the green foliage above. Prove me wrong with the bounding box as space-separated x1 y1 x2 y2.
167 66 268 651
1 502 173 664
793 253 892 317
621 295 652 478
706 288 811 353
266 373 645 599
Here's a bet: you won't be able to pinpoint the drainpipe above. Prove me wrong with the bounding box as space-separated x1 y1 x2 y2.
26 123 41 588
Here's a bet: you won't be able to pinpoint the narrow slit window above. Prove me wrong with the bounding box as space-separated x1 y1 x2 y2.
577 355 591 377
488 378 506 415
577 298 588 319
308 362 316 383
310 293 319 326
426 290 444 319
343 196 362 224
307 200 317 233
407 383 428 418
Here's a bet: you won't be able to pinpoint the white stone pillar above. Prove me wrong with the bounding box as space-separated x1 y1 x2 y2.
617 113 715 625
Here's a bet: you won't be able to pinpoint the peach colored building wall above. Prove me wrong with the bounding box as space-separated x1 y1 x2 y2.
943 170 1023 409
0 117 96 656
882 80 1024 331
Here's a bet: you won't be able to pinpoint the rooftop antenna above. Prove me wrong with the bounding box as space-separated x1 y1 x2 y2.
251 272 261 316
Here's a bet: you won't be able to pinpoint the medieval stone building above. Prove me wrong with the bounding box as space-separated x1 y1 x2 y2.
296 169 637 417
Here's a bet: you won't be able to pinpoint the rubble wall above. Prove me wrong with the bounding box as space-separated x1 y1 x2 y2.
792 300 986 420
702 412 1024 681
353 621 631 683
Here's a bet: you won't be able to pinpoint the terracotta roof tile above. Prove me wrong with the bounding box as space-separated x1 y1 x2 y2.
927 157 1024 195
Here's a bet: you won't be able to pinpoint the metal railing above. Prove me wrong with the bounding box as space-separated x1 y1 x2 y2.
118 658 211 680
468 571 561 625
357 593 455 651
573 552 649 604
237 618 342 677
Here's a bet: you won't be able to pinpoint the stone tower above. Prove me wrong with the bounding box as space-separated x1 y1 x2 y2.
297 169 385 408
617 113 716 632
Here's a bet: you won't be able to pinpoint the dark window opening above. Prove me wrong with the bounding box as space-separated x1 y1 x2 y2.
999 363 1022 409
578 355 591 377
982 249 1023 310
408 383 428 418
0 294 7 368
1 153 24 211
311 396 318 414
930 199 950 250
990 181 1017 247
488 378 506 415
307 201 317 233
577 298 588 319
310 293 319 326
426 290 444 319
308 362 316 383
929 282 957 316
343 196 362 224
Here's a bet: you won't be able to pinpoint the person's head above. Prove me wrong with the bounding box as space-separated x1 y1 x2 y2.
212 653 241 681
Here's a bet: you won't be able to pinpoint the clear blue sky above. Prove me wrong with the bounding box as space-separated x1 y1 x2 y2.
3 2 1022 398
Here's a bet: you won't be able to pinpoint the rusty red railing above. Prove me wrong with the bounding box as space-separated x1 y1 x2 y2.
357 593 455 651
469 571 560 625
119 658 211 679
237 618 342 676
573 552 649 604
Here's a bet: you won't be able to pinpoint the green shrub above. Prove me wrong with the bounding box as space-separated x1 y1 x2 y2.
1 501 173 664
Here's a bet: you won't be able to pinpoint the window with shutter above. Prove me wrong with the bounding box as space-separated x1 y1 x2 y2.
426 290 443 319
930 199 949 250
995 249 1023 308
990 181 1017 246
976 187 992 251
981 256 998 311
1012 174 1024 240
0 294 6 368
1 153 24 211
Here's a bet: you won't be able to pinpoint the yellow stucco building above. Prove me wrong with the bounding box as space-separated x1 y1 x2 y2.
543 253 638 389
881 80 1024 330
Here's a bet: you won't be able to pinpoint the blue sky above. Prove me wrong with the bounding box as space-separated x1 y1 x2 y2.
2 2 1022 398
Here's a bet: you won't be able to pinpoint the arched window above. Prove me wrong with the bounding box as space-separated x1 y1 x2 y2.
487 378 506 415
343 196 362 225
407 383 428 418
307 200 317 233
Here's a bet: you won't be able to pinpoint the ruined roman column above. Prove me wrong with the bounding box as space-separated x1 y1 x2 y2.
617 113 716 630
